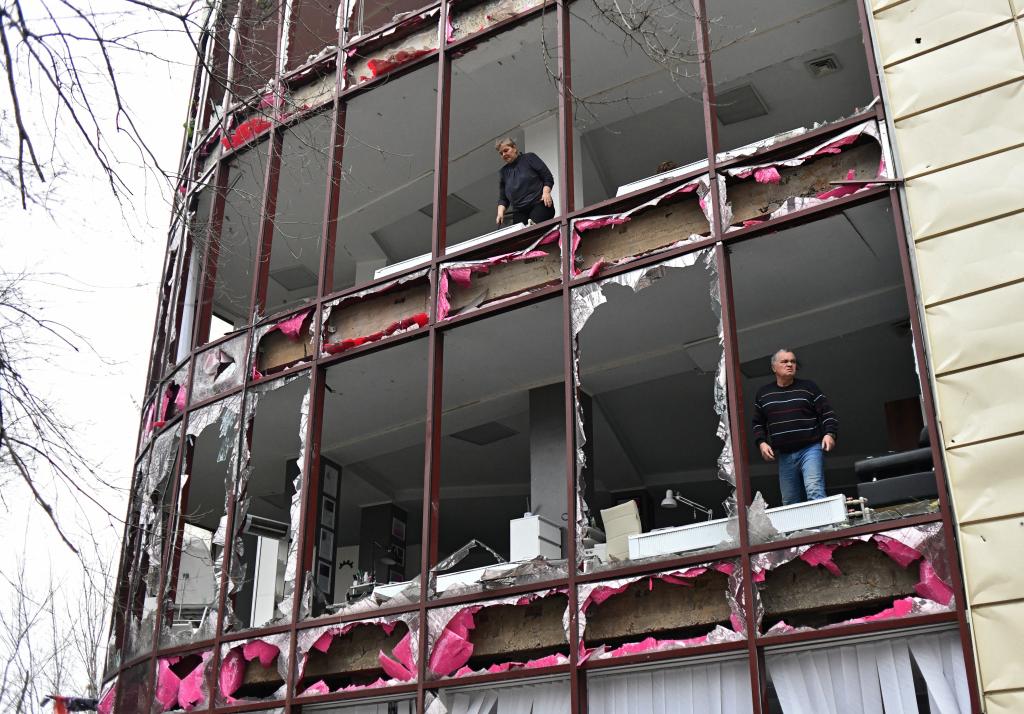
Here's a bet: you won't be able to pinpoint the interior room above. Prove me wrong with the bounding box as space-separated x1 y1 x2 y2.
209 142 270 340
729 200 930 522
265 113 331 315
332 62 437 291
231 375 310 630
438 298 566 571
445 15 560 247
287 0 341 71
318 338 429 607
574 258 734 564
707 0 874 154
569 0 707 204
167 404 239 636
345 0 429 38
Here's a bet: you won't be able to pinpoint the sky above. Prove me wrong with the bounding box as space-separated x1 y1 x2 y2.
1 0 195 693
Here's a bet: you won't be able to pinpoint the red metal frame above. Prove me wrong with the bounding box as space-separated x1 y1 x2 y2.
114 1 986 712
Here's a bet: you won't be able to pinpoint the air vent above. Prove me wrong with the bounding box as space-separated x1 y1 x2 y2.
805 54 841 79
270 265 317 291
420 194 479 226
449 422 518 446
715 84 769 125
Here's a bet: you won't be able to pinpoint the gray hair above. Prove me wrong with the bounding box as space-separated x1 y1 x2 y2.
494 137 517 151
770 348 797 367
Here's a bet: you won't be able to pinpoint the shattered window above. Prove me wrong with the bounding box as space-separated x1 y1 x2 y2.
437 298 567 596
446 15 560 248
231 0 281 100
729 200 933 543
573 254 735 572
200 0 240 132
332 62 437 294
124 428 182 660
344 0 431 38
185 184 214 352
265 112 331 315
287 0 341 71
227 373 311 631
570 0 706 204
707 0 874 155
162 397 242 646
316 338 428 615
208 141 271 342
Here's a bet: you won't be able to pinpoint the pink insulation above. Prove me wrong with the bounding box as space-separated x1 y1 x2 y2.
798 542 845 576
154 653 210 711
916 560 954 606
273 308 313 341
219 640 280 701
221 117 273 150
753 167 781 184
428 606 482 677
97 682 117 714
299 620 414 696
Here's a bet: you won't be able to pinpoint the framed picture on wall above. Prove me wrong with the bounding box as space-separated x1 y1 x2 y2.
323 463 340 497
391 516 406 542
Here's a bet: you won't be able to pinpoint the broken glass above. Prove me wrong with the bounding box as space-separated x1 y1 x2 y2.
332 61 437 293
572 253 736 573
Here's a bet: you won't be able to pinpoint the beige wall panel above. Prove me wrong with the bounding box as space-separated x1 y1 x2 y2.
913 212 1024 304
986 691 1024 714
873 0 1012 67
926 281 1024 374
904 146 1024 239
971 600 1024 691
960 519 1024 606
884 23 1024 119
893 80 1024 178
946 433 1024 523
934 356 1024 447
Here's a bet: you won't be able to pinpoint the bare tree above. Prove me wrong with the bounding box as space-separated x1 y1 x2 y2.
0 544 115 712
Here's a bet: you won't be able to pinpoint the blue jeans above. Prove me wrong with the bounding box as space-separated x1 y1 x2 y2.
777 443 826 505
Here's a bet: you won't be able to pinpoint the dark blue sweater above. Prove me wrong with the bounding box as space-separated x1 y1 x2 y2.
498 152 554 212
752 378 838 453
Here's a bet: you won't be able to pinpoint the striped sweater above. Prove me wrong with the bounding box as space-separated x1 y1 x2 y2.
752 378 838 454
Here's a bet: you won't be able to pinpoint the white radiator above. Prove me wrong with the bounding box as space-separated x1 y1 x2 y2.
766 494 848 533
628 518 731 559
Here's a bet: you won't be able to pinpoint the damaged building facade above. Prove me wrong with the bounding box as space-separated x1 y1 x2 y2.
105 0 1024 711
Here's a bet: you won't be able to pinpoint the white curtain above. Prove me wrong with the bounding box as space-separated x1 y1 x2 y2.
447 680 570 714
587 660 753 714
769 630 971 714
906 632 972 714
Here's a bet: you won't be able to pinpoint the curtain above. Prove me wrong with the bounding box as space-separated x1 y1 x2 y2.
906 631 972 714
447 680 570 714
587 660 753 714
769 630 971 714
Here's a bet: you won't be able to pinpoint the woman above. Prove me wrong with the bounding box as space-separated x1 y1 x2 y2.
494 137 555 226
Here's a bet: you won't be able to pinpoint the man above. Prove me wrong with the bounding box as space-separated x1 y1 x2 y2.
495 137 555 226
752 349 838 505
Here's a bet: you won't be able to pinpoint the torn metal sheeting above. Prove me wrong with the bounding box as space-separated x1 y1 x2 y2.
437 227 560 321
568 177 710 278
218 632 292 705
448 0 543 42
750 522 954 635
281 389 312 621
294 611 420 695
575 562 745 662
345 10 440 85
722 120 892 230
321 268 430 356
